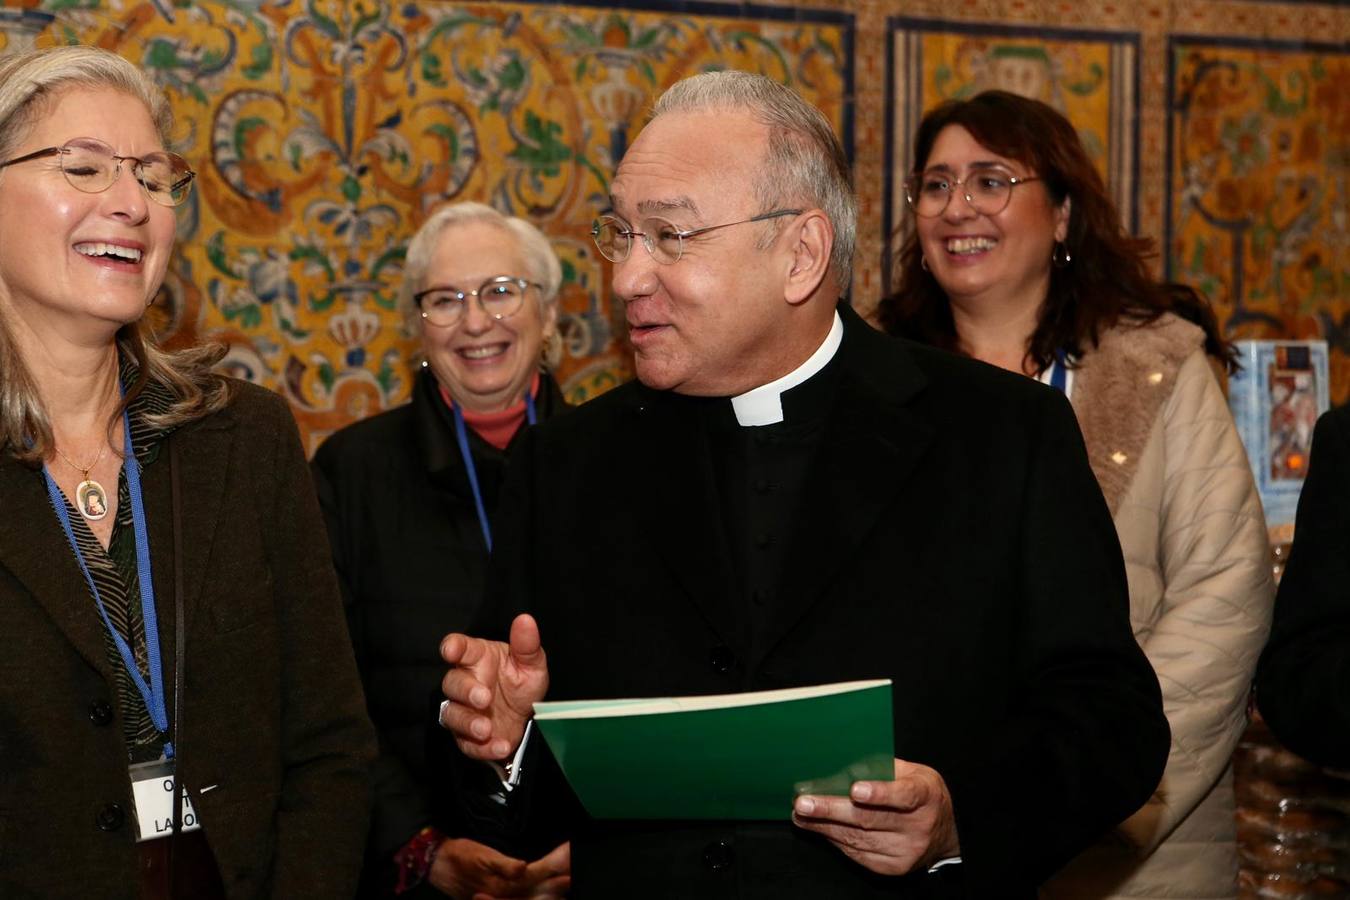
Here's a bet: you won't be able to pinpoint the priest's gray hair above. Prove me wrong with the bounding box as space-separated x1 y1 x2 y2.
0 46 228 465
651 70 856 291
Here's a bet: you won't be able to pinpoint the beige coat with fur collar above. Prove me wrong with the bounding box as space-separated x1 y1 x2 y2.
1042 314 1274 900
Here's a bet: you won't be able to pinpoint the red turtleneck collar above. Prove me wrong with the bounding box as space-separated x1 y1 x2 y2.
439 372 541 450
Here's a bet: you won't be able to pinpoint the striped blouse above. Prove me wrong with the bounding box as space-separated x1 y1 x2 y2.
47 367 178 764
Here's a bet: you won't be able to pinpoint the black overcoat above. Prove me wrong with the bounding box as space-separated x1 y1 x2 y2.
1257 403 1350 768
468 307 1171 899
312 368 568 893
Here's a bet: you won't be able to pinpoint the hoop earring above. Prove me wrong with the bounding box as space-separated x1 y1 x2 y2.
1052 242 1072 268
920 256 929 272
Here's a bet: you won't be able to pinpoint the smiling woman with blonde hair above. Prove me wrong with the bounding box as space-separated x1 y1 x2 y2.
0 45 374 900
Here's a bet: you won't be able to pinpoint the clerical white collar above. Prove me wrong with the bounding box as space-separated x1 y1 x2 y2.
730 310 844 427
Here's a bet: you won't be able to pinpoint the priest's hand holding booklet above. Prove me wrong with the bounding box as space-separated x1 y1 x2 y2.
440 614 963 877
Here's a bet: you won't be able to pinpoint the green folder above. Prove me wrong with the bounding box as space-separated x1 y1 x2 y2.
532 679 894 820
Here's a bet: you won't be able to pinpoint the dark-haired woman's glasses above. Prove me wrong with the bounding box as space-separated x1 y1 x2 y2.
415 276 538 327
0 137 195 207
904 167 1041 218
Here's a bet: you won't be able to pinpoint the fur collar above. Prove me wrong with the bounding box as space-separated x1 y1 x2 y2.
1070 314 1205 515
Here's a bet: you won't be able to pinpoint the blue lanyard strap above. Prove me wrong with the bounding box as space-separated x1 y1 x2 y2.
450 390 537 554
43 408 173 758
1048 349 1069 395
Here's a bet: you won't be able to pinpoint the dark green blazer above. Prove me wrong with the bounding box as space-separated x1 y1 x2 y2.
0 380 375 900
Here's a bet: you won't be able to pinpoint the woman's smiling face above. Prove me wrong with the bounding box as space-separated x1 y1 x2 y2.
915 124 1070 312
0 87 177 337
417 221 555 413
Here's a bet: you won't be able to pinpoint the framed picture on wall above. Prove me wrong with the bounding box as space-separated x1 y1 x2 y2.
1228 340 1331 537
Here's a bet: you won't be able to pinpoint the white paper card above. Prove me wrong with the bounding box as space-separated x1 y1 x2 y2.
130 765 202 843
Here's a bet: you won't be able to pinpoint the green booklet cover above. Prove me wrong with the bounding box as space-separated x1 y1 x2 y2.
532 679 894 820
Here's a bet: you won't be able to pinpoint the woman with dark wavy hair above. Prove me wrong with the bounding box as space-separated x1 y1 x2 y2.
878 91 1273 900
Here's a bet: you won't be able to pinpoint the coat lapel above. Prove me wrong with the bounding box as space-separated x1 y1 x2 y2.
144 415 237 638
0 405 238 684
623 389 740 649
0 459 113 676
754 318 935 669
1070 315 1203 516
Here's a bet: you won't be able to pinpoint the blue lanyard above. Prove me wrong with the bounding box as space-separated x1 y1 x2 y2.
450 391 537 553
1048 349 1069 395
43 408 173 758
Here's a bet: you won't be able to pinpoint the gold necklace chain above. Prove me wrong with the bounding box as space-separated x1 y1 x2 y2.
53 441 107 479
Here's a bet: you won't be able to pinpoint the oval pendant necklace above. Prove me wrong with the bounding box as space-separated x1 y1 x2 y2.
55 442 110 521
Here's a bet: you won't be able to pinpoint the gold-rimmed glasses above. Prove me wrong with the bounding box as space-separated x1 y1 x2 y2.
0 137 195 207
414 275 539 327
591 209 804 265
904 166 1041 218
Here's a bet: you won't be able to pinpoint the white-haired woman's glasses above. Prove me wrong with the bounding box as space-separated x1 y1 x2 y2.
414 275 541 327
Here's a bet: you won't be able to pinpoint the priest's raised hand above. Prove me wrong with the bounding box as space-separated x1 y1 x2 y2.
440 614 550 760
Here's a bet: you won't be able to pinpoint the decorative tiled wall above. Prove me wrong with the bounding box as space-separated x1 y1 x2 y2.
4 2 1347 895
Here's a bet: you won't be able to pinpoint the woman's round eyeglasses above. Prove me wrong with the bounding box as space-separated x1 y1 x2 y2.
0 137 195 207
415 276 539 327
904 167 1041 218
591 209 803 265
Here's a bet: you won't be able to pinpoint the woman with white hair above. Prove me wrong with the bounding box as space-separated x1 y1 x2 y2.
313 202 571 899
0 45 375 899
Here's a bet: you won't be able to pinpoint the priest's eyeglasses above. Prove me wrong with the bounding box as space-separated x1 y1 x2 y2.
415 276 540 327
904 166 1041 218
591 209 803 265
0 137 195 207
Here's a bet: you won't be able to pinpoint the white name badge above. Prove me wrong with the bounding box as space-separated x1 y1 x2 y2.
129 759 203 843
